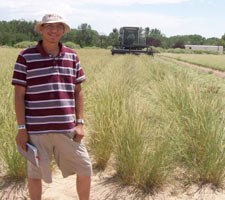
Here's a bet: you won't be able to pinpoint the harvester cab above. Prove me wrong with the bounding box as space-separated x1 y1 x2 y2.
111 26 153 56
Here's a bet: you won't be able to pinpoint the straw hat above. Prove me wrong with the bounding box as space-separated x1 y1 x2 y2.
34 14 70 34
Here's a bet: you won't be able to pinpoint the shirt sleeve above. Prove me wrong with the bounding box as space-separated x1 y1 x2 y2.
12 53 27 87
74 53 86 84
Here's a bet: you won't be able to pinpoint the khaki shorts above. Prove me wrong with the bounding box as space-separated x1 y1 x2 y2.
27 133 92 183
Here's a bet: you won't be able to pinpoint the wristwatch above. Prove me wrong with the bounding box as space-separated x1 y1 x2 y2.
76 119 84 125
18 124 26 130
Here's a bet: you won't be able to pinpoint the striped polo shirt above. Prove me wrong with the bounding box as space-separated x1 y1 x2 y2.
12 40 86 134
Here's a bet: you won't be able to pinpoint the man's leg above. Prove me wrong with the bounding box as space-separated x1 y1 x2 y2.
76 175 91 200
28 178 42 200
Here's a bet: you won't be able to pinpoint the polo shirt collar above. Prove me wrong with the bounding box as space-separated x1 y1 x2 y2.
36 40 66 57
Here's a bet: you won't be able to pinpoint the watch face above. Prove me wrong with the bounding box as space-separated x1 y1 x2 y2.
76 119 84 125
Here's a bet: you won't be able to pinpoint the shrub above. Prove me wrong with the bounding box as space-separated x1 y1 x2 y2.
14 41 37 48
64 41 80 49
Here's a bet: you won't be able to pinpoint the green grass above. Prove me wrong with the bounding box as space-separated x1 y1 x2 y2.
0 47 26 179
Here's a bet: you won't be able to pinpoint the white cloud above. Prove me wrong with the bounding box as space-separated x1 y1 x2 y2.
0 0 190 9
75 0 190 5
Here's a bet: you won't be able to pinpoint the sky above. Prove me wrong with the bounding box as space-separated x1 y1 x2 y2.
0 0 224 38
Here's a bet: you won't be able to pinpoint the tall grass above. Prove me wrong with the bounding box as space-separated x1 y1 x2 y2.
86 52 225 190
113 98 173 191
86 55 141 169
87 54 175 190
0 48 26 179
151 72 225 186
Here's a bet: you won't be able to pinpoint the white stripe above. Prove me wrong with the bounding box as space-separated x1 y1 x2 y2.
14 69 26 74
27 73 56 79
27 120 74 125
26 114 74 119
12 79 26 84
65 52 77 57
25 105 75 109
25 99 74 103
27 66 52 73
27 66 75 73
76 75 85 81
26 56 76 63
76 62 81 68
16 62 27 68
23 53 39 57
27 71 76 80
29 128 74 134
26 89 74 94
28 82 74 89
26 58 52 63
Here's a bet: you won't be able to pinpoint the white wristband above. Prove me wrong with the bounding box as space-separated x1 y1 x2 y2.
18 124 26 130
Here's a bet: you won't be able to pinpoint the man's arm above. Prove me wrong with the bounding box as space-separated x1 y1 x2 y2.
15 85 29 150
74 84 85 142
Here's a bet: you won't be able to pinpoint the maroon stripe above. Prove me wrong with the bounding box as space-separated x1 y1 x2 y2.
28 60 54 70
77 68 85 78
12 71 26 82
16 54 26 64
27 59 76 69
27 122 75 132
25 91 74 101
27 57 75 70
23 46 38 54
26 107 74 116
27 74 75 86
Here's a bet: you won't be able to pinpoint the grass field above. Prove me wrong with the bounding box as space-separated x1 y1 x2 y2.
1 47 225 192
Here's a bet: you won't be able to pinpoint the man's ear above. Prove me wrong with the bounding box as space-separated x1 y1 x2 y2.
39 25 44 34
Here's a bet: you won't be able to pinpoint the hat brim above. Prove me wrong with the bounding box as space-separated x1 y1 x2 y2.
34 21 70 34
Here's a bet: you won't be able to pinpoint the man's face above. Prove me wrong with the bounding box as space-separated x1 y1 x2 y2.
40 23 65 43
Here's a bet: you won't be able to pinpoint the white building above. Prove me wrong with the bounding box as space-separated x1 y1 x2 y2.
184 45 223 54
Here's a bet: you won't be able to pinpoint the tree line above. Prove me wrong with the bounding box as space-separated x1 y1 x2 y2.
1 19 225 49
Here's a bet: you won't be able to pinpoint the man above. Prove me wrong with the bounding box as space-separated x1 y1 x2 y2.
12 14 92 200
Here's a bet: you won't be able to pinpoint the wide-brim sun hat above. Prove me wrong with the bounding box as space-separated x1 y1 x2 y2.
34 14 70 34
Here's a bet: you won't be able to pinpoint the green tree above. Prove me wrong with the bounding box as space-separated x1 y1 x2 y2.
220 34 225 49
62 29 77 43
108 28 119 47
205 37 223 46
75 23 99 47
146 28 163 47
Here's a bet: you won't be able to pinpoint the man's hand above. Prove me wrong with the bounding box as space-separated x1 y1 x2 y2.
16 129 29 151
74 124 85 142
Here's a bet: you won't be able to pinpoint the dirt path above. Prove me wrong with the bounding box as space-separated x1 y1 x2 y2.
2 167 225 200
39 168 225 200
158 55 225 78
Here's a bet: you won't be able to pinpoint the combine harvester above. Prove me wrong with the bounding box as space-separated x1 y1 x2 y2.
111 26 154 56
